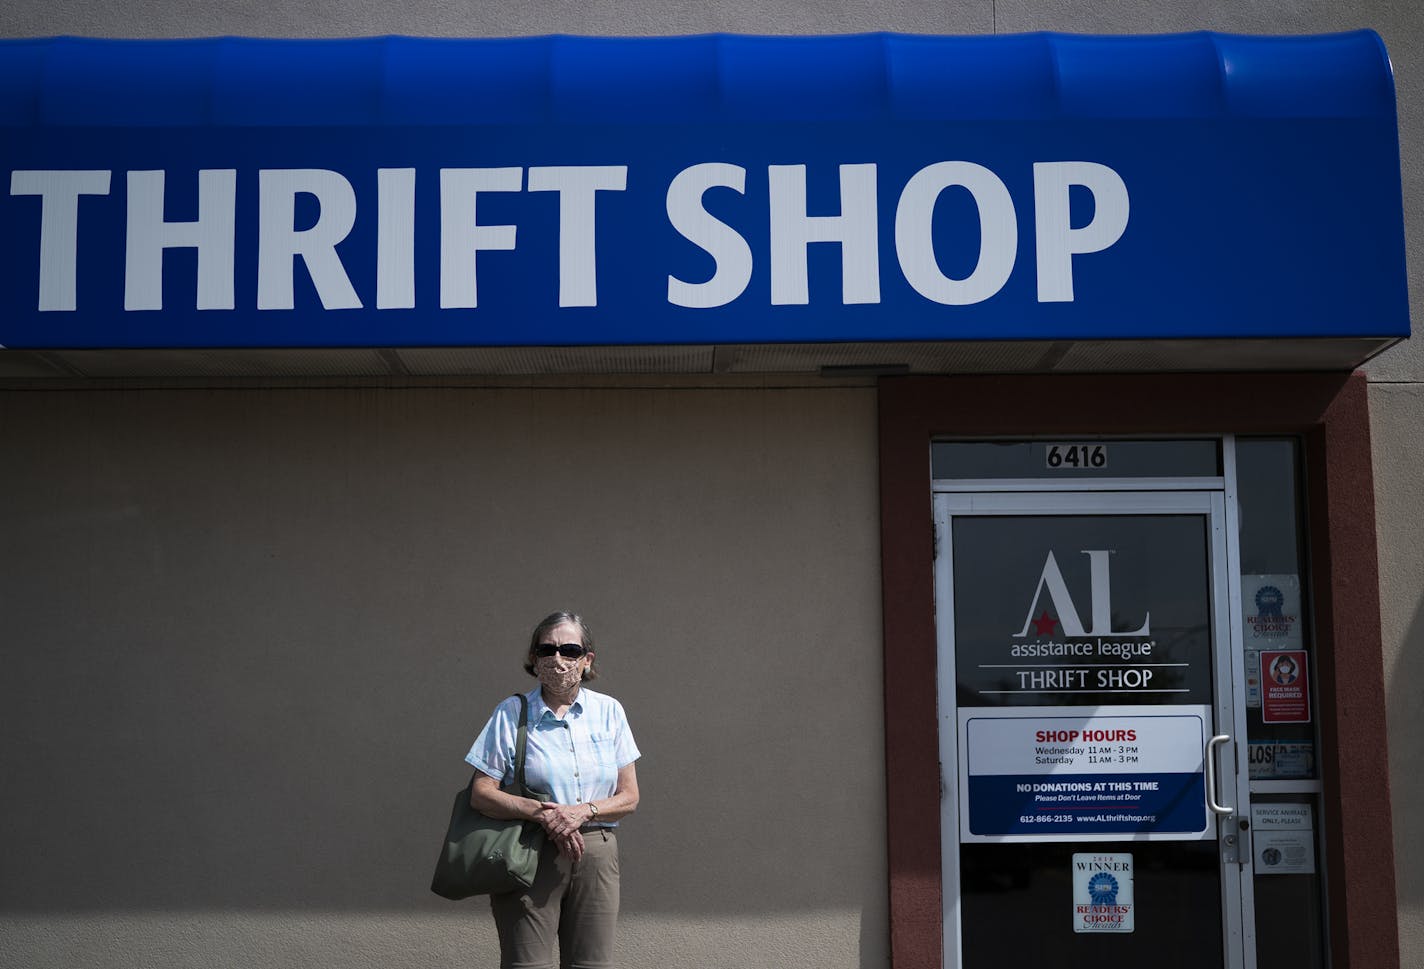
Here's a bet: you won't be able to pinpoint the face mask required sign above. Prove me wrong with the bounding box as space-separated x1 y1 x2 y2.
958 704 1210 843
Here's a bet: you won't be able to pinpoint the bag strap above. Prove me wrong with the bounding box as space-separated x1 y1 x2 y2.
512 692 531 794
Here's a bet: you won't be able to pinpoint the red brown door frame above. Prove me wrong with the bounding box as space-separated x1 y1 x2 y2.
877 372 1398 969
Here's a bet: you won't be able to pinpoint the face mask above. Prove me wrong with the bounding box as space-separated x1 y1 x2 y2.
537 657 583 695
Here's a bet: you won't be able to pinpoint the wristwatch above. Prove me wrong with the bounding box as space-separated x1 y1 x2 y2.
587 801 600 820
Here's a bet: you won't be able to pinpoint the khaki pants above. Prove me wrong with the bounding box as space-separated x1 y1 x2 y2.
490 828 620 969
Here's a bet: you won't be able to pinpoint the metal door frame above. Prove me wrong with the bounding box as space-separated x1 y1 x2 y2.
931 451 1256 969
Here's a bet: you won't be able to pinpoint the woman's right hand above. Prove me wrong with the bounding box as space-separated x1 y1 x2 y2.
553 829 585 862
535 803 585 860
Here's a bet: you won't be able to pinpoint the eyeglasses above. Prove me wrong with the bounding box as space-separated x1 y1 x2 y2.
535 642 589 659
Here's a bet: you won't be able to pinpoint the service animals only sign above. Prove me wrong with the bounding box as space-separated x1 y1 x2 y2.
1073 853 1134 933
1251 803 1316 875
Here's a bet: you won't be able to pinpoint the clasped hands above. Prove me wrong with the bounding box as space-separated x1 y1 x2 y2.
536 801 595 861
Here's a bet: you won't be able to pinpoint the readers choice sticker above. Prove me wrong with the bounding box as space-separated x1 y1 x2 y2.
1241 574 1303 650
1073 853 1134 933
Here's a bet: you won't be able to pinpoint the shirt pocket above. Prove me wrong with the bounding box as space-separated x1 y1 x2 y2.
586 731 619 769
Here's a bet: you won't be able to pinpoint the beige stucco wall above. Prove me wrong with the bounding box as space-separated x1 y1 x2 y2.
0 384 886 968
1371 382 1424 968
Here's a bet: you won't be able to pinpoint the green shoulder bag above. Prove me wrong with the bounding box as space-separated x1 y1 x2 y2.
431 693 551 900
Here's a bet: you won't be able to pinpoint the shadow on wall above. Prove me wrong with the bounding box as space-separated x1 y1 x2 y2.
0 569 887 919
0 592 888 917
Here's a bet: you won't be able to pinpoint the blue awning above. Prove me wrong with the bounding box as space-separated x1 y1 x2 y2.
0 31 1409 360
0 32 1400 125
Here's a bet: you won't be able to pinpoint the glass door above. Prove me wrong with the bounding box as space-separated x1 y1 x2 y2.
933 490 1254 969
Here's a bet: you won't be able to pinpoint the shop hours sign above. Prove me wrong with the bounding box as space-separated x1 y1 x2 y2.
958 704 1210 842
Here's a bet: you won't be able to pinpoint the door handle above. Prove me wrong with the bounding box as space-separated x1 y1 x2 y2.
1205 734 1234 815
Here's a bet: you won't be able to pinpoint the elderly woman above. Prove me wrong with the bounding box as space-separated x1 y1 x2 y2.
466 612 641 969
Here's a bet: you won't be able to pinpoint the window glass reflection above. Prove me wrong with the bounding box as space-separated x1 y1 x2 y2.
1237 438 1325 969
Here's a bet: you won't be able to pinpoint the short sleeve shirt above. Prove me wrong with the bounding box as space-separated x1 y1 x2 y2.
466 687 640 824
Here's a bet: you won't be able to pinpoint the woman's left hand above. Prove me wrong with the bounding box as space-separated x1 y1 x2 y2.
538 801 593 838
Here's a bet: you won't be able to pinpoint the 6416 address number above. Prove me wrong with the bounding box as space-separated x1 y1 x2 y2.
1045 443 1108 470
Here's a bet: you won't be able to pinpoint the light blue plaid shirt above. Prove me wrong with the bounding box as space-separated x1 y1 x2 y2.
466 686 640 823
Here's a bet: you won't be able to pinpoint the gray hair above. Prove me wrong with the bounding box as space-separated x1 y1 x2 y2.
523 611 598 681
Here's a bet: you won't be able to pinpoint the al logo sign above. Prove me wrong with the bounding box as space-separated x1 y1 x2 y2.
1015 550 1149 639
